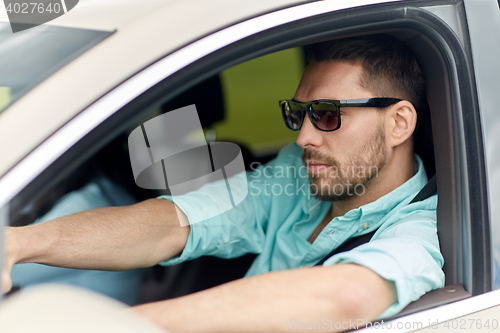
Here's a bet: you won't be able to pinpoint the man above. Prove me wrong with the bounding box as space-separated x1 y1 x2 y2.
2 35 444 332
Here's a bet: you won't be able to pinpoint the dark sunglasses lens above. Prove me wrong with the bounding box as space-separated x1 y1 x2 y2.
310 103 339 131
282 102 305 130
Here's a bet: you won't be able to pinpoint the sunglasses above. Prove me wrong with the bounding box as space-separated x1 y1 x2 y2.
279 98 402 132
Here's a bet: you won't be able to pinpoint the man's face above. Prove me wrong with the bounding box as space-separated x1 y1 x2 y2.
294 61 389 201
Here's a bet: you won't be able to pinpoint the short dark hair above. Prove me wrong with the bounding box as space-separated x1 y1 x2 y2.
305 34 426 113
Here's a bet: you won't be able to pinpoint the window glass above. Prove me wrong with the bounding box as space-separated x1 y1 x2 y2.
3 47 304 304
0 23 112 113
216 48 304 156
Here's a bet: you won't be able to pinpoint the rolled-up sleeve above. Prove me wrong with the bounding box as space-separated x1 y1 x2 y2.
323 195 444 319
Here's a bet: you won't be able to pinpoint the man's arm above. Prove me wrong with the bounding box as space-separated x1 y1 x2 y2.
2 199 189 293
132 263 396 333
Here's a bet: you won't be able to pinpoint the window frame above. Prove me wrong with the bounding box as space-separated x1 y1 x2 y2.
463 0 500 292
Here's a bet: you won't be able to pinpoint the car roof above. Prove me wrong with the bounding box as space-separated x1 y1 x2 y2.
0 0 184 31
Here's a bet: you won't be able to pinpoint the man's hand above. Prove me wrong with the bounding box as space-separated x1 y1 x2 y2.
1 266 11 294
2 227 17 294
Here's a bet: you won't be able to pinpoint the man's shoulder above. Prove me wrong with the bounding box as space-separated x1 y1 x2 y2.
402 193 438 217
276 143 302 160
377 193 438 235
250 143 303 171
269 143 305 175
247 143 308 190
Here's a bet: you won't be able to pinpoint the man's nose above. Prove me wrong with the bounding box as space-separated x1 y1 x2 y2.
296 114 323 148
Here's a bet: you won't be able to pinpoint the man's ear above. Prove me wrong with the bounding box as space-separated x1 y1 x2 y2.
386 101 417 147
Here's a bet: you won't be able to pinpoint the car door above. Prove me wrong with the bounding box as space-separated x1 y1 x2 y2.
1 0 499 331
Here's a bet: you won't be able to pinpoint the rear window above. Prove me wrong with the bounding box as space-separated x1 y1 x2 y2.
0 23 112 113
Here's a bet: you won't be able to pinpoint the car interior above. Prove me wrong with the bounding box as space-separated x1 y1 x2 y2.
4 2 490 323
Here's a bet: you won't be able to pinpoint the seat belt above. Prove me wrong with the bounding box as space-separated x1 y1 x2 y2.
315 175 437 266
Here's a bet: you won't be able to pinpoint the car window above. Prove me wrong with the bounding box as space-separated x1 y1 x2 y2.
217 47 303 155
6 46 305 222
0 1 492 329
0 23 112 113
3 47 305 302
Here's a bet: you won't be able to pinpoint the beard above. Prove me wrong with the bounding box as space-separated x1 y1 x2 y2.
301 125 388 201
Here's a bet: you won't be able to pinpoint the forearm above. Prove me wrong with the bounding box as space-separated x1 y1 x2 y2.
6 198 189 271
133 264 396 333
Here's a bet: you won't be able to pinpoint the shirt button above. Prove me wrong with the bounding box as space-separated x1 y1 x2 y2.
330 229 337 236
362 223 369 229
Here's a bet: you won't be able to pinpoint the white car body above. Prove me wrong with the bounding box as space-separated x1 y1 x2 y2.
1 0 500 331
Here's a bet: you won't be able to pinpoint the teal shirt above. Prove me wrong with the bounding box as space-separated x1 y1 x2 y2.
159 144 444 318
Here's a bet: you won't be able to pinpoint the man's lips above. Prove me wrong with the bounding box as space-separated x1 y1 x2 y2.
304 160 331 173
